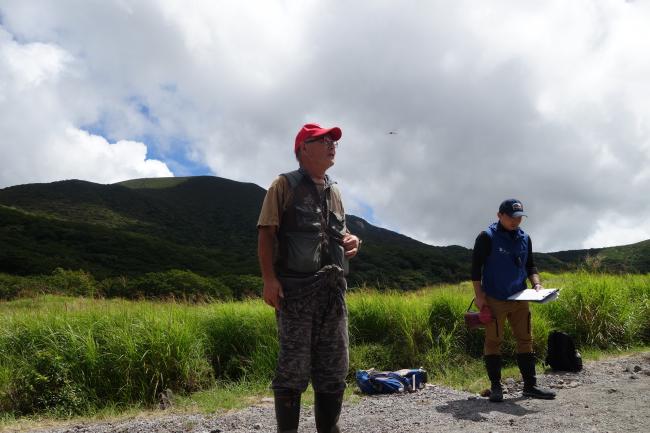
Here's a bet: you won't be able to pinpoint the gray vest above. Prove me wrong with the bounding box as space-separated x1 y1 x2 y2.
276 169 348 276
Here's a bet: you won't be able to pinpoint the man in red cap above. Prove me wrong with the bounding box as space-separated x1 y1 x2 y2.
257 123 361 433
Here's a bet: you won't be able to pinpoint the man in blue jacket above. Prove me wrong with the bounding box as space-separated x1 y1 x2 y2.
471 199 556 402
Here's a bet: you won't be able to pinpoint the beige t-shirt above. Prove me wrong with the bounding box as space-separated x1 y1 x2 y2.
257 175 346 229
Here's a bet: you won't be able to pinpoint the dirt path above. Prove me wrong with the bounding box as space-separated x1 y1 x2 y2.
15 352 650 433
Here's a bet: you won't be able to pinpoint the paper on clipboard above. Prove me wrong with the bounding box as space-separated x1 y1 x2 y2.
507 288 559 303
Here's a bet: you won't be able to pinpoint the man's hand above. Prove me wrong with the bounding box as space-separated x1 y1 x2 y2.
528 273 544 291
472 280 487 310
263 277 284 310
474 291 487 311
258 226 282 309
342 234 361 258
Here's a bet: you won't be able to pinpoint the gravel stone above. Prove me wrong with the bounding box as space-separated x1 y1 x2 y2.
15 352 650 433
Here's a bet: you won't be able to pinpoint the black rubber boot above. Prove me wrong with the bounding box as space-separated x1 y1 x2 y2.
314 391 343 433
274 388 301 433
484 355 503 402
517 353 556 400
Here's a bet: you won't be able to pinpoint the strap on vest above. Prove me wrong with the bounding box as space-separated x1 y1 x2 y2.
282 170 303 189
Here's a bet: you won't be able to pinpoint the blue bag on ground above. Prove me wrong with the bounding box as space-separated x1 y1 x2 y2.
356 368 428 394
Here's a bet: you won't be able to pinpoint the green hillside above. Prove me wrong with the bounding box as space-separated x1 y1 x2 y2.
346 215 474 289
0 176 476 288
0 177 262 279
548 239 650 273
1 176 648 292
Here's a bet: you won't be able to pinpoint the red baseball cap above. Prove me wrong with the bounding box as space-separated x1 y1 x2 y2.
294 123 342 153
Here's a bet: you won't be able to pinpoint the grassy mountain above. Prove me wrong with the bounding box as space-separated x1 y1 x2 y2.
547 239 650 273
0 176 475 288
0 177 261 279
345 215 473 288
0 176 647 290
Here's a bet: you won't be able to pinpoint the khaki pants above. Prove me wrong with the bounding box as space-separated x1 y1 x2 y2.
484 296 533 356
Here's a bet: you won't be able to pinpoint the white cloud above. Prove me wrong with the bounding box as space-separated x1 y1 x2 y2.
1 0 649 252
49 128 173 184
583 212 650 249
0 21 172 187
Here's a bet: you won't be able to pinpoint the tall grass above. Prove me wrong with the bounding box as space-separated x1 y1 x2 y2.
541 272 650 348
200 302 278 381
0 272 648 418
0 297 276 417
0 298 212 416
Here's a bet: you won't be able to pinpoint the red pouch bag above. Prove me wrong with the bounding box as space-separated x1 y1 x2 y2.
464 299 493 329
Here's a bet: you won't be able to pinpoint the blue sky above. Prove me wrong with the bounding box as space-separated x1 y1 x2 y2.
81 106 212 179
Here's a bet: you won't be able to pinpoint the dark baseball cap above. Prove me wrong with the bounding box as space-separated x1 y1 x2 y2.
499 199 527 217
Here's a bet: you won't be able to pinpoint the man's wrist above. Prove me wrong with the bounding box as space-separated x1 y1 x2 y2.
263 274 278 283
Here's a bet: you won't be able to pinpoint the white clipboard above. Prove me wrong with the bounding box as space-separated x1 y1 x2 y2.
507 288 559 303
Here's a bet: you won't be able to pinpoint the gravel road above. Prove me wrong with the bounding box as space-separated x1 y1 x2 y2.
16 352 650 433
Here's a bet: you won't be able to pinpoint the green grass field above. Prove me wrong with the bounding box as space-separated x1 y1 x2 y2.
0 271 648 423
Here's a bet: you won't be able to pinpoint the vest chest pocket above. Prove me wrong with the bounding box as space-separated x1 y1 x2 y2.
285 231 322 273
295 204 321 231
328 211 349 275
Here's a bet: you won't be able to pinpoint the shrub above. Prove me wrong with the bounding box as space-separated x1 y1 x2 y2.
46 268 98 297
99 275 131 298
219 274 263 299
5 350 88 416
129 270 232 301
0 274 22 300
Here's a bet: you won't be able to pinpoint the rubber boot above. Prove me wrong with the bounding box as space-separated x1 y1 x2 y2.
314 391 343 433
274 388 301 433
484 355 503 403
517 353 556 400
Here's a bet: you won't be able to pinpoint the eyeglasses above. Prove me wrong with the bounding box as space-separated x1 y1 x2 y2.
305 136 338 148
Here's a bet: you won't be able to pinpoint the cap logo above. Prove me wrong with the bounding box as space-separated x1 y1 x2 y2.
512 202 523 211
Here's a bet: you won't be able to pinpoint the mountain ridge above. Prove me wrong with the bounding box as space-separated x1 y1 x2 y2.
1 176 647 288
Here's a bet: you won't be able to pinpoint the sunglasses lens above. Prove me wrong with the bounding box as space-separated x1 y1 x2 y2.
306 137 338 147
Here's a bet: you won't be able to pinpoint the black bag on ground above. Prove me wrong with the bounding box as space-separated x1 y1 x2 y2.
545 330 583 372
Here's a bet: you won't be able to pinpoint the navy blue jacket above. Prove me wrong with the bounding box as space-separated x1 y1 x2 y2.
473 222 536 300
